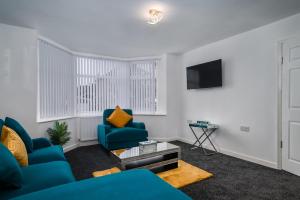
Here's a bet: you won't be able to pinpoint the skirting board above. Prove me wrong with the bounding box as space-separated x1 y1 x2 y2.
62 138 178 152
63 140 99 152
63 137 277 169
79 140 99 146
63 143 79 152
149 137 181 142
177 137 278 169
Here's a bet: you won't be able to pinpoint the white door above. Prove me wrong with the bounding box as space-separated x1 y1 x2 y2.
282 35 300 176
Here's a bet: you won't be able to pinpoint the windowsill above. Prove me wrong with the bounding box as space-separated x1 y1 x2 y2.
133 113 167 116
37 116 74 123
78 112 167 118
37 113 167 123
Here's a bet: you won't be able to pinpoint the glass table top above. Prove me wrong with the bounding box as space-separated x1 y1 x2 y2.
111 142 179 160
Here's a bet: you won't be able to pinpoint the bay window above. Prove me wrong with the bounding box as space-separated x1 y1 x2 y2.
38 39 159 121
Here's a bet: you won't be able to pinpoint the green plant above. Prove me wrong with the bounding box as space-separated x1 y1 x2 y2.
47 121 71 146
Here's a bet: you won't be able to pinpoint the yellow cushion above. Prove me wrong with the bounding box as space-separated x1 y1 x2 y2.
107 105 133 128
1 125 28 166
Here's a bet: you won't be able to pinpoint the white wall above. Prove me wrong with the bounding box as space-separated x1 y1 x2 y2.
0 23 78 149
181 13 300 168
0 23 38 136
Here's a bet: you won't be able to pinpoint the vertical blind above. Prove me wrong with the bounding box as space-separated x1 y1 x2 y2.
76 56 130 116
38 39 74 120
129 60 157 113
38 39 159 121
75 56 158 115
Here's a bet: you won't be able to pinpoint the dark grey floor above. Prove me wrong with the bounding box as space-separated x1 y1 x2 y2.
65 141 300 200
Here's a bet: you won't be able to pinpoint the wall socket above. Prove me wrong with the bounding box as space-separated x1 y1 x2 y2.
240 126 250 132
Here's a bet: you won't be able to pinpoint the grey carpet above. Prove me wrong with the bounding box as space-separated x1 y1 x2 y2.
65 141 300 200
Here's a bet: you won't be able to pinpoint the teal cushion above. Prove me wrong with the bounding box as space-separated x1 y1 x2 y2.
0 119 4 137
1 161 75 199
107 127 148 142
29 145 66 165
11 169 191 200
32 138 52 150
0 143 24 189
5 117 33 153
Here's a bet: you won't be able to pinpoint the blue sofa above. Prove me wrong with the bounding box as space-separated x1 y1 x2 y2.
29 138 66 165
1 161 75 199
11 170 191 200
0 141 74 199
0 118 191 200
3 117 66 165
98 109 148 150
0 118 72 199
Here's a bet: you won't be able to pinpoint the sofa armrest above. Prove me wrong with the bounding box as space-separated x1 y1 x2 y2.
32 138 52 150
97 124 111 146
131 122 146 130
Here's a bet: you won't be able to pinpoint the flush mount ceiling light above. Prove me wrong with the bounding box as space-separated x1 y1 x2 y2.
147 9 163 25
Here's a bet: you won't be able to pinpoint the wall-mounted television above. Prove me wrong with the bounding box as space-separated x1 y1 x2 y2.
186 59 222 89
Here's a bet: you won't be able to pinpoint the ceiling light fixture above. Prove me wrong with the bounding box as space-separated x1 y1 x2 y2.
147 9 163 25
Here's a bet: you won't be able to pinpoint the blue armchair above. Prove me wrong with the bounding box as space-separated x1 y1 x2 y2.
97 109 148 150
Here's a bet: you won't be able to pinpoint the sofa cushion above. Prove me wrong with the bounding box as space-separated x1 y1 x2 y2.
107 127 148 142
103 109 133 127
11 169 191 200
29 145 66 165
107 105 133 128
32 138 52 150
1 161 75 199
0 143 24 189
1 126 28 166
5 117 33 153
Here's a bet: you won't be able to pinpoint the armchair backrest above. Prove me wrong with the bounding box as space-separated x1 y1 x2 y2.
103 109 133 127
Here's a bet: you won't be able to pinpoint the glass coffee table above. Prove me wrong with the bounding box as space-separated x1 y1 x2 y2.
110 142 181 173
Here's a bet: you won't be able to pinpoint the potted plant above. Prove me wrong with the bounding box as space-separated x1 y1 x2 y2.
47 121 71 146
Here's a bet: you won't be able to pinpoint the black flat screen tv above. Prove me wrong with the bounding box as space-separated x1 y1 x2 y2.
186 59 222 89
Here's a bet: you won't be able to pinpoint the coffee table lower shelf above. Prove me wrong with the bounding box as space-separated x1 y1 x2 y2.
111 143 181 173
123 157 179 173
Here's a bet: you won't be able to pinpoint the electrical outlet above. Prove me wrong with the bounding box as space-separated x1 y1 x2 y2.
240 126 250 132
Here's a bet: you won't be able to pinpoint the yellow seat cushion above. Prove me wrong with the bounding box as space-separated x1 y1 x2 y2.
1 125 28 166
107 105 133 128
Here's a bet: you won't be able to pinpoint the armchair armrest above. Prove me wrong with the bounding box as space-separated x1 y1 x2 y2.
97 124 111 146
98 124 111 134
32 137 52 150
131 122 146 130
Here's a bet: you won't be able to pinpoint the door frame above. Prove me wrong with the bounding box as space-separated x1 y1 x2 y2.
277 40 283 170
277 33 300 170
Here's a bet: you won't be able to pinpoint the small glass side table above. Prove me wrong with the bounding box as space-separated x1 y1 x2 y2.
189 122 219 156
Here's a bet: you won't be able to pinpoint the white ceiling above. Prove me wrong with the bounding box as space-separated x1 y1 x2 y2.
0 0 300 58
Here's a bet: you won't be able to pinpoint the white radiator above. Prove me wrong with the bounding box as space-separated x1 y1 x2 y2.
79 116 102 141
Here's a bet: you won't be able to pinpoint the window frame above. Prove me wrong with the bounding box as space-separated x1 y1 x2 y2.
37 37 164 122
